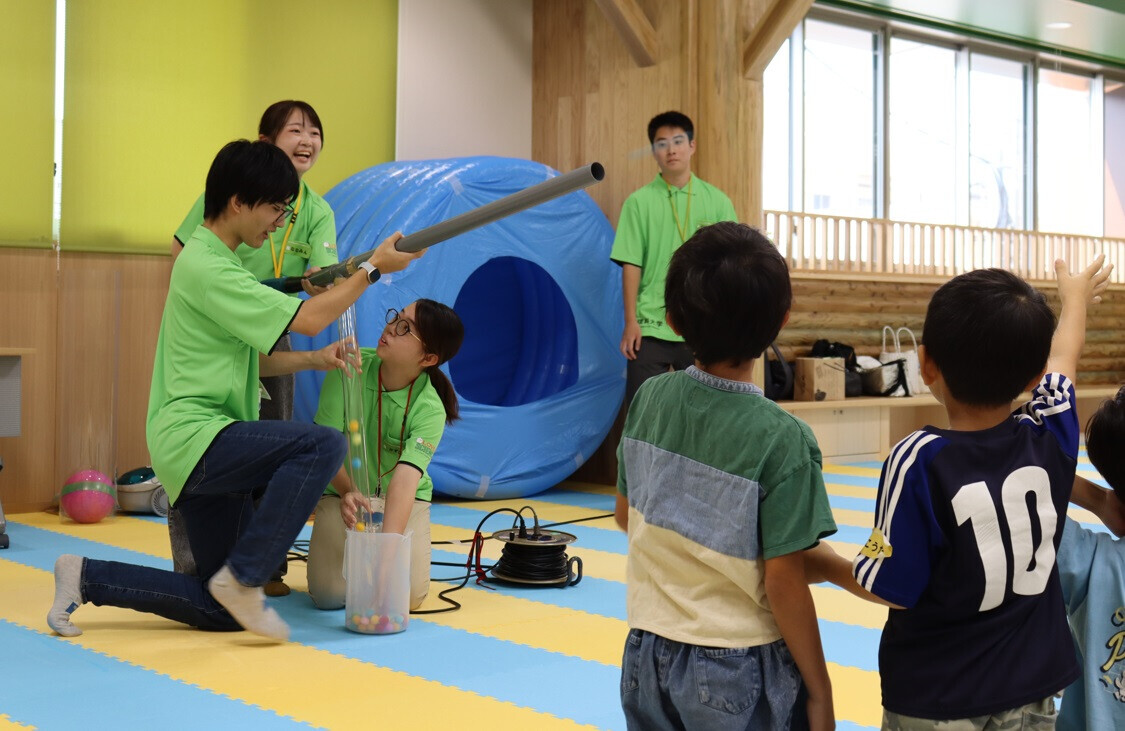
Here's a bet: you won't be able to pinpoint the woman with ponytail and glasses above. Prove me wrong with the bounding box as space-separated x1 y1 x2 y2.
307 299 464 611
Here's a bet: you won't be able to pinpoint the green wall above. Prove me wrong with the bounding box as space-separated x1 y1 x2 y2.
2 0 56 247
6 0 398 254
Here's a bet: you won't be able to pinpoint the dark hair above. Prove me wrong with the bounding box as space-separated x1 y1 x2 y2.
1086 386 1125 505
413 299 465 423
203 140 299 221
665 222 791 367
259 100 325 147
648 111 694 144
922 269 1055 406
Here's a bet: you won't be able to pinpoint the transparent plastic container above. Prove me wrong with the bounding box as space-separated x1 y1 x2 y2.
344 529 411 634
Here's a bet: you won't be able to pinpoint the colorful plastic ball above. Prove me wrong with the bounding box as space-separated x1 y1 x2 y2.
351 433 362 446
349 420 360 433
344 606 408 634
351 457 362 469
60 470 116 524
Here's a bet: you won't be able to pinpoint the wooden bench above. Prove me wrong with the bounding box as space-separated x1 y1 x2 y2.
771 273 1123 460
777 386 1121 461
570 273 1123 484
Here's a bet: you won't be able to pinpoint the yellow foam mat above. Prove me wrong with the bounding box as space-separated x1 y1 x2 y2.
0 560 598 730
8 473 904 728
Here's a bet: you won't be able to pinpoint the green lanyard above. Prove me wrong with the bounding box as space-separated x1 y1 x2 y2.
268 185 304 277
664 175 693 243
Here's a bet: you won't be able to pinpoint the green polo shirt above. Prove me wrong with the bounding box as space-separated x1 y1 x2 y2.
315 348 446 502
174 179 339 288
147 226 302 504
610 173 737 341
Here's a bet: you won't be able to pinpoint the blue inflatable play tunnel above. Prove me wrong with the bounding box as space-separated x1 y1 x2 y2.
292 157 624 499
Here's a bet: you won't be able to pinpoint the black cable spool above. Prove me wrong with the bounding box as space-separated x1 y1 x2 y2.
488 528 583 587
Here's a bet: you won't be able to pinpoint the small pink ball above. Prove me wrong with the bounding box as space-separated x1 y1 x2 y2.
61 470 116 524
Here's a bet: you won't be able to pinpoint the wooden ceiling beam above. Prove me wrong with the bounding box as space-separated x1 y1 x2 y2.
742 0 814 79
593 0 661 67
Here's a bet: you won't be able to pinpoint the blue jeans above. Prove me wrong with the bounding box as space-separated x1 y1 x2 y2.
82 420 346 631
620 629 808 731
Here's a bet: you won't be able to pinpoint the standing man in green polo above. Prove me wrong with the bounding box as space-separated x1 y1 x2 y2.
611 111 738 405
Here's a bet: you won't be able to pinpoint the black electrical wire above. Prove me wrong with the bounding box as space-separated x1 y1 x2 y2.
410 506 527 614
429 509 615 545
284 506 615 614
493 542 571 583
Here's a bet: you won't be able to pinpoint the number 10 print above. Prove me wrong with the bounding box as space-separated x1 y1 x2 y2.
951 466 1058 612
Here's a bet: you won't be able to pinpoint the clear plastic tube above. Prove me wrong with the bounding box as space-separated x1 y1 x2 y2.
337 305 381 533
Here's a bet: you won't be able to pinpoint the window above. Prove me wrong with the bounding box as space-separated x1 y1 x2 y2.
889 37 959 225
762 38 791 212
969 54 1027 229
764 12 1120 242
803 19 876 218
1037 68 1102 236
1102 79 1125 237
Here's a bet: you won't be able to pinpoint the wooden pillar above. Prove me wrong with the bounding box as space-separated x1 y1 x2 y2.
695 0 763 226
694 0 812 226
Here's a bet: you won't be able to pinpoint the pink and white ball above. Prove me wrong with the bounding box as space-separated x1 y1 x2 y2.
60 470 116 523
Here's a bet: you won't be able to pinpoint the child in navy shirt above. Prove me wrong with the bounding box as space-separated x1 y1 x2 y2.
810 257 1111 728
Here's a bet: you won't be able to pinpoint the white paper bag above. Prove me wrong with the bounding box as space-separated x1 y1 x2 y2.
892 327 929 396
861 326 928 397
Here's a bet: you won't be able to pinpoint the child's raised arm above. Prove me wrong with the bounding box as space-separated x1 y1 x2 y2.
1047 255 1111 384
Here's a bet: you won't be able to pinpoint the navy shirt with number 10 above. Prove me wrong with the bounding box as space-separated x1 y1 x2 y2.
853 373 1081 719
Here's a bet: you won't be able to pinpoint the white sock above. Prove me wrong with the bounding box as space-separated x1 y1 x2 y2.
207 565 290 642
47 554 84 637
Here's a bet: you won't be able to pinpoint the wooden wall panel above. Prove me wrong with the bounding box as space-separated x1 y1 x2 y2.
0 249 58 512
533 0 775 228
697 0 764 225
0 249 169 511
55 267 122 485
53 253 169 492
534 0 693 227
779 275 1124 387
113 255 169 478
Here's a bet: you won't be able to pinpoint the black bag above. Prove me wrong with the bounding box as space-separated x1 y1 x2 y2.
811 339 858 370
763 342 793 401
811 339 862 397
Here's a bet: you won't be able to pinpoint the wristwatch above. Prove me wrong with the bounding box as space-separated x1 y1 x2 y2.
357 261 380 284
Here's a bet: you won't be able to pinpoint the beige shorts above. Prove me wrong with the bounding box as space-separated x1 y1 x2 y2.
306 493 432 611
883 696 1056 731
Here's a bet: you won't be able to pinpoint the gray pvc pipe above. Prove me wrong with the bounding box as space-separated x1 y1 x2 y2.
295 162 604 290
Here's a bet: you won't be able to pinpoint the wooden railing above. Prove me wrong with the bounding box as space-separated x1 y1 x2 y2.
763 210 1125 283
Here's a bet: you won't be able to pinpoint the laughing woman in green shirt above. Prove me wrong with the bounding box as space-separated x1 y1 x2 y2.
172 100 338 422
308 299 464 612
